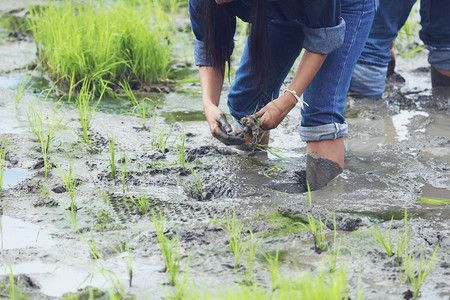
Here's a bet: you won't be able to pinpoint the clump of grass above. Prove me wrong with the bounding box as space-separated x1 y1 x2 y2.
263 247 280 291
209 210 247 268
403 243 449 298
75 80 105 151
126 191 156 215
306 182 329 253
54 160 78 211
370 216 394 257
16 62 41 106
417 197 450 206
152 211 182 286
0 136 8 191
2 261 29 300
121 81 151 129
396 1 425 58
29 0 174 95
327 213 342 272
26 93 64 178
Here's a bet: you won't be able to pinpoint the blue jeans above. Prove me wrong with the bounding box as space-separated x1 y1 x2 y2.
190 0 376 142
350 0 450 99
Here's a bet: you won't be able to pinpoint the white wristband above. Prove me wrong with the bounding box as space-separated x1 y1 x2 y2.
284 89 309 110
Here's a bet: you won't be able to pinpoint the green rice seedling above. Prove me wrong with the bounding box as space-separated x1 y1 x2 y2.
395 208 412 266
29 0 174 95
209 210 247 268
396 1 425 58
121 81 150 129
177 128 186 169
26 94 64 177
307 182 329 253
172 161 203 199
54 160 77 210
108 136 117 179
108 239 133 288
82 232 104 260
15 62 41 106
417 197 450 206
80 259 125 295
243 232 260 286
154 124 175 154
0 136 8 191
370 216 394 257
263 247 280 291
120 151 128 193
152 211 181 286
403 243 449 298
3 261 29 300
126 191 153 215
327 213 342 272
263 164 286 177
75 80 106 151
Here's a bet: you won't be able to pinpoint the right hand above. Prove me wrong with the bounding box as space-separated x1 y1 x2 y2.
204 104 245 146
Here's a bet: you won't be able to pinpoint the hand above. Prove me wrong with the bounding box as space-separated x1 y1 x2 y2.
204 104 245 146
252 92 297 130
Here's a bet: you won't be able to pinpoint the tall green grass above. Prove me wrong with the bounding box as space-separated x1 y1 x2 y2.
29 0 174 95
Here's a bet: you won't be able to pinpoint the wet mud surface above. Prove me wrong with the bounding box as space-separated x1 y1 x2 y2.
0 4 450 300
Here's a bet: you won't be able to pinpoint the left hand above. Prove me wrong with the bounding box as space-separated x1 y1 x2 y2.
252 92 298 130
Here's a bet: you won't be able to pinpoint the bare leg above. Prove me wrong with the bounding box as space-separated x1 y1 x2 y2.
306 138 344 191
431 66 450 87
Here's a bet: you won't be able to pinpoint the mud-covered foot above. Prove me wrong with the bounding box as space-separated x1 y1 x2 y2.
306 153 343 191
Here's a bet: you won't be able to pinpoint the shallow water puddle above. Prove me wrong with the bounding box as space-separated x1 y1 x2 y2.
0 77 21 89
0 216 55 250
0 260 107 297
1 168 30 188
390 110 428 141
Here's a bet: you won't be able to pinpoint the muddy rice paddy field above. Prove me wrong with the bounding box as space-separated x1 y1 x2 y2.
0 1 449 299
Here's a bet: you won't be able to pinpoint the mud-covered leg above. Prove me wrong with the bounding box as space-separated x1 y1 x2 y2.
306 138 344 191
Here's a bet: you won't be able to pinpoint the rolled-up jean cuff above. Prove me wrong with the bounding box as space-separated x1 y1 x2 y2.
349 63 387 99
428 47 450 71
193 38 212 66
299 122 348 142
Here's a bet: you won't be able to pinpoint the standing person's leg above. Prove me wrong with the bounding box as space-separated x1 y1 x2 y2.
419 0 450 87
302 0 376 190
349 0 417 99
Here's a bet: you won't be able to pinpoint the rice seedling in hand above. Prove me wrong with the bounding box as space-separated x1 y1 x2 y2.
0 136 8 191
152 211 181 286
121 81 150 129
370 216 394 257
327 213 342 272
403 243 449 298
107 136 117 179
75 80 106 151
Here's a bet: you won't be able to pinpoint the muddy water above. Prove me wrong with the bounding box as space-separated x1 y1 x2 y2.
0 5 449 300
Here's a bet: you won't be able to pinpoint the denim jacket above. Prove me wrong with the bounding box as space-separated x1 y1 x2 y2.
190 0 345 66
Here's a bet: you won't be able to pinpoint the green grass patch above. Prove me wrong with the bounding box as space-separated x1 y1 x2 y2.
255 212 308 237
29 0 175 95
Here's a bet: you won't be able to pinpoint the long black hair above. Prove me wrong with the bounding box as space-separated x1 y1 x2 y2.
204 0 271 86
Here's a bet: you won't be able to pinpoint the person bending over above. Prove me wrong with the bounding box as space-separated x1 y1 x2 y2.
189 0 375 190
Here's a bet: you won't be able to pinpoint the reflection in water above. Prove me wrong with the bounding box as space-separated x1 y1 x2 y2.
0 216 55 250
1 168 30 188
